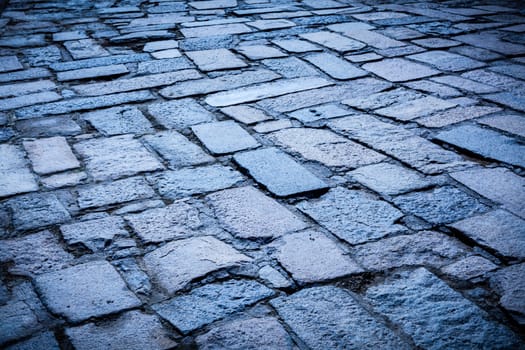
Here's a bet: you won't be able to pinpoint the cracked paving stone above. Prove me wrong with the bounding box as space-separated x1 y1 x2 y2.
441 256 498 281
366 268 523 349
273 230 363 284
8 193 71 231
269 127 385 168
144 236 251 294
207 186 307 240
60 216 129 252
5 331 60 350
234 147 328 197
192 120 259 155
490 263 525 326
237 45 287 60
393 186 488 225
152 279 274 334
0 144 39 198
0 55 23 72
23 136 80 175
304 52 367 80
407 50 485 72
148 98 215 129
186 49 247 71
125 202 201 243
375 95 457 121
271 286 410 349
299 31 366 52
66 310 176 350
298 187 405 245
149 164 243 199
362 58 439 82
82 106 154 136
35 260 142 323
74 135 164 181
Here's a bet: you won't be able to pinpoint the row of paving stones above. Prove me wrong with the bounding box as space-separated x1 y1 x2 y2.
0 0 525 348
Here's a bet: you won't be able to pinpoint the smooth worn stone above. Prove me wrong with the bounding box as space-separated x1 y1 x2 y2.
0 67 51 83
490 263 525 325
151 49 181 59
417 105 501 128
299 31 366 52
186 48 247 71
262 57 318 78
74 135 164 181
237 45 287 60
454 33 525 55
0 144 38 198
35 260 141 322
23 137 80 175
192 120 259 155
41 171 87 190
113 258 152 296
272 39 322 53
375 95 456 121
451 209 525 260
462 69 525 93
304 52 367 80
0 80 56 98
66 310 176 350
271 286 410 349
57 64 129 82
64 39 109 59
148 98 215 129
484 92 525 113
50 54 150 72
234 147 328 197
0 91 62 111
258 266 292 289
362 58 439 82
189 0 237 10
181 23 252 38
150 164 243 199
5 331 60 350
137 57 194 74
73 69 201 96
207 186 307 240
478 114 525 138
220 105 272 124
60 216 129 252
82 106 154 136
269 128 385 168
0 230 74 276
144 236 251 294
196 317 293 350
153 279 274 334
407 50 485 72
77 176 155 209
205 76 332 107
348 162 431 195
297 187 405 245
403 80 462 98
352 231 467 271
343 87 422 110
143 131 213 168
0 301 42 345
288 103 351 123
125 202 201 243
248 19 295 30
431 75 500 94
0 55 23 72
143 39 178 52
442 256 498 281
9 193 71 231
489 63 525 81
53 30 88 42
366 268 522 349
274 230 363 284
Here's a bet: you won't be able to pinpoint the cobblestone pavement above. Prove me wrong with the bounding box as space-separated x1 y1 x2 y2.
1 0 525 348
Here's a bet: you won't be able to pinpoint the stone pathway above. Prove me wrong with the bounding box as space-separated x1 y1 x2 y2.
0 0 524 348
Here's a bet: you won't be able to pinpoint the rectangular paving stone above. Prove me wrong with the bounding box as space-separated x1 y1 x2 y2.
205 76 333 107
148 98 215 129
431 75 500 94
57 64 129 81
261 57 318 78
247 19 295 30
6 331 60 350
366 268 522 349
60 216 129 252
82 106 154 136
0 144 39 198
53 30 88 42
144 236 250 293
0 91 62 111
35 260 142 322
22 45 62 67
8 193 71 231
362 58 439 82
0 67 51 83
304 52 367 80
0 80 56 98
50 53 150 72
272 39 322 53
451 167 525 219
137 57 194 74
407 51 485 72
454 33 525 55
181 23 252 38
271 286 410 349
337 30 406 49
484 92 525 113
478 114 525 138
23 136 80 175
299 31 366 52
375 95 457 121
73 69 201 96
64 39 109 59
0 55 23 72
153 280 274 334
16 116 81 138
288 103 352 123
403 80 462 98
207 186 307 239
343 87 422 110
237 45 287 60
234 147 328 197
111 31 176 44
0 34 46 48
435 124 525 168
417 105 501 128
192 120 259 155
490 263 525 326
186 48 247 71
74 135 163 181
189 0 237 9
220 105 272 124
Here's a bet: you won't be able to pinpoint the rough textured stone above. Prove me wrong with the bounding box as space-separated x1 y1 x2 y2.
186 49 247 71
272 39 322 53
362 58 439 82
181 23 251 37
343 87 422 110
64 39 109 59
299 31 366 52
237 45 287 60
417 105 501 128
478 114 525 138
23 137 79 175
366 268 522 349
408 51 485 72
144 236 251 293
16 116 81 138
0 55 23 72
288 103 351 123
60 216 129 252
8 193 71 231
490 263 525 325
5 332 60 350
0 144 38 198
192 120 259 154
148 98 215 129
0 91 62 111
0 80 56 98
35 260 141 322
82 106 154 136
442 256 498 281
304 52 367 80
298 187 405 245
258 266 292 289
57 64 129 82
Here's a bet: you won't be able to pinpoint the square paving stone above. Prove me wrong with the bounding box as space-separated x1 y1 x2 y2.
152 279 274 334
148 99 215 129
393 186 488 225
192 120 259 154
82 106 154 136
297 187 405 245
34 260 142 322
234 147 328 197
207 186 308 240
304 52 367 80
247 19 295 30
299 31 366 52
144 236 251 294
125 203 202 243
362 58 439 82
274 230 362 284
407 50 485 72
60 216 129 252
66 310 176 350
74 135 164 181
23 137 80 175
8 193 71 231
186 49 247 71
0 144 39 198
236 45 287 60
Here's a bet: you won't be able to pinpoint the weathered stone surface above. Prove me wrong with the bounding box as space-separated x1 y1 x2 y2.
298 187 405 245
0 68 51 84
343 29 406 49
375 96 456 121
144 236 251 293
258 265 292 289
137 57 193 74
23 137 79 175
454 33 525 55
237 45 287 60
125 202 201 243
304 52 367 80
207 186 307 239
143 40 178 52
0 80 56 98
271 286 410 349
181 23 251 38
5 332 60 350
220 105 272 124
148 98 215 129
490 263 525 325
153 280 274 334
362 58 439 82
403 79 462 98
417 105 501 128
82 106 154 136
0 91 62 111
262 56 318 78
66 311 176 350
431 75 500 94
299 31 366 52
269 128 385 168
64 39 109 60
366 268 522 349
253 119 293 133
0 301 42 345
478 114 525 138
57 64 129 81
343 87 422 110
23 46 62 66
484 92 525 112
16 116 81 138
442 256 498 281
192 120 259 154
0 55 23 72
288 103 351 123
8 193 71 231
0 144 38 198
408 51 485 72
50 54 150 72
234 147 328 197
272 39 322 53
60 216 129 252
186 49 247 71
74 135 163 181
